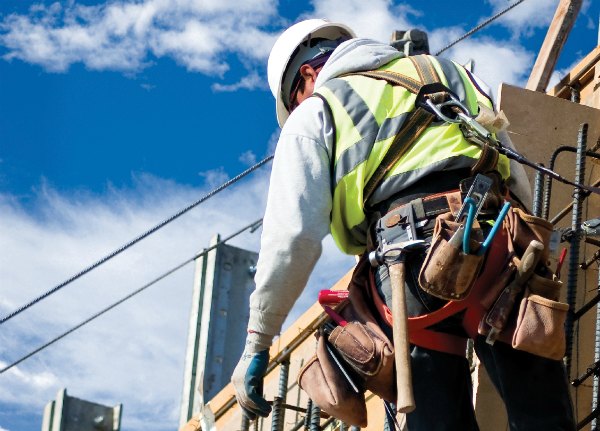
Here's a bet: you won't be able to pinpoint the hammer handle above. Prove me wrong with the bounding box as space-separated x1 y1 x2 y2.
389 261 415 413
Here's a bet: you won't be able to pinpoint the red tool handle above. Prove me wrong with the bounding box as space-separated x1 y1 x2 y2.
318 289 349 305
323 305 347 327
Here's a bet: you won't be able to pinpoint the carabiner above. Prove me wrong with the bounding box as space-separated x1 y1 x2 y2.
424 93 493 145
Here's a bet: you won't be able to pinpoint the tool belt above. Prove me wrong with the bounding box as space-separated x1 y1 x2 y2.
368 188 568 360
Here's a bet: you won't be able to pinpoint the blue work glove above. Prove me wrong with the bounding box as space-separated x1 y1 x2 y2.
231 333 272 419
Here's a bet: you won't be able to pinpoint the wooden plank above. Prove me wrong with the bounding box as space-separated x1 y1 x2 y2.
526 0 583 92
548 44 600 111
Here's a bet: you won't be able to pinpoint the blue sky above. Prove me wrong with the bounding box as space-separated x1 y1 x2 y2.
0 1 599 430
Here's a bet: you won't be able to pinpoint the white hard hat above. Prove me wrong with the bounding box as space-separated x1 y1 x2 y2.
267 19 356 127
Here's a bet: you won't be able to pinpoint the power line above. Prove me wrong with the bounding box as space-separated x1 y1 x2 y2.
0 218 263 375
0 156 273 326
435 0 529 55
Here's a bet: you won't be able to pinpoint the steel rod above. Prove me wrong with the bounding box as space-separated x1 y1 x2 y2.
565 123 588 378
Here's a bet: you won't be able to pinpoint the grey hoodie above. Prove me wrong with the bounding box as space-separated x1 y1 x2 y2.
247 38 531 344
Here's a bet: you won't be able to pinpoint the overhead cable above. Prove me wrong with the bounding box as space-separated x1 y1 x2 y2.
0 218 263 375
0 156 273 326
435 0 528 55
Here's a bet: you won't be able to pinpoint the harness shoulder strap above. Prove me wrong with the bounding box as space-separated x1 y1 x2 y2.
359 55 450 205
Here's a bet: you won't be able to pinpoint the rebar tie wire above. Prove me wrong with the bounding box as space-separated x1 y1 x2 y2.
435 0 528 55
0 218 263 375
0 156 274 326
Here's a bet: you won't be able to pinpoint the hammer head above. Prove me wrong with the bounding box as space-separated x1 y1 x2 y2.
369 239 427 266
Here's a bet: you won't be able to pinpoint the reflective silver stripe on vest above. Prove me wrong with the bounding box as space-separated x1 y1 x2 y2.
368 154 476 205
436 57 467 106
323 78 410 184
324 78 378 184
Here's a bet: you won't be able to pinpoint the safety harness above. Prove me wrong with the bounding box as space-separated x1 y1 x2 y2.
353 54 510 356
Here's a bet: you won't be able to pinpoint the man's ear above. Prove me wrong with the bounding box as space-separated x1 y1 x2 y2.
299 64 318 82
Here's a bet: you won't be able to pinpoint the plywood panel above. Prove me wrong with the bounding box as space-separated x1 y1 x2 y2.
498 83 600 429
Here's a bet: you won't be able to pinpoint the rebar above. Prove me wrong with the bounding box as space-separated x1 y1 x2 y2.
570 85 581 104
532 169 545 217
578 406 600 430
304 400 313 431
572 360 600 387
309 403 321 431
541 146 600 222
241 414 250 431
271 397 283 431
565 123 588 378
271 361 290 431
594 269 600 430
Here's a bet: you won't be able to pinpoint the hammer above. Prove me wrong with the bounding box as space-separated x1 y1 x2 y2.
372 240 426 414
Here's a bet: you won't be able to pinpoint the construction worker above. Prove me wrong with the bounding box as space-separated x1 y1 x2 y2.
232 19 575 430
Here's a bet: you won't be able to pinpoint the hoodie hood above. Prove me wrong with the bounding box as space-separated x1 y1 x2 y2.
315 38 404 89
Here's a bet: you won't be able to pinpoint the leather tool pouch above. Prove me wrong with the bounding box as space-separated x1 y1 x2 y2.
298 332 368 427
478 208 568 359
331 278 396 403
512 282 568 360
297 257 395 427
419 212 485 300
505 208 553 262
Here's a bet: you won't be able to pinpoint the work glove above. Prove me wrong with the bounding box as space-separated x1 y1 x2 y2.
231 331 272 420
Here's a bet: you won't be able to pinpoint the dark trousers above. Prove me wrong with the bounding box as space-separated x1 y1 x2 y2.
375 260 576 431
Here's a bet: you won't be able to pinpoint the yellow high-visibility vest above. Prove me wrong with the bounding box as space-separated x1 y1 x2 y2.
314 55 510 255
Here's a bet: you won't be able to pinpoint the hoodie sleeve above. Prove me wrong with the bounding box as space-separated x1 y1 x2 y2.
247 97 334 339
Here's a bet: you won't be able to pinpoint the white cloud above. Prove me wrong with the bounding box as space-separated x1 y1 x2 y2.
197 166 230 189
486 0 559 38
238 150 258 166
0 168 353 430
212 71 266 92
0 0 278 76
310 0 417 42
436 35 535 98
0 172 269 428
0 0 571 95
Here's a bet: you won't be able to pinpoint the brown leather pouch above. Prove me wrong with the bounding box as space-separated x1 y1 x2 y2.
329 309 395 402
419 212 484 300
512 289 568 360
511 274 568 360
339 256 396 402
297 255 396 427
297 333 368 427
504 208 553 262
478 207 564 354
